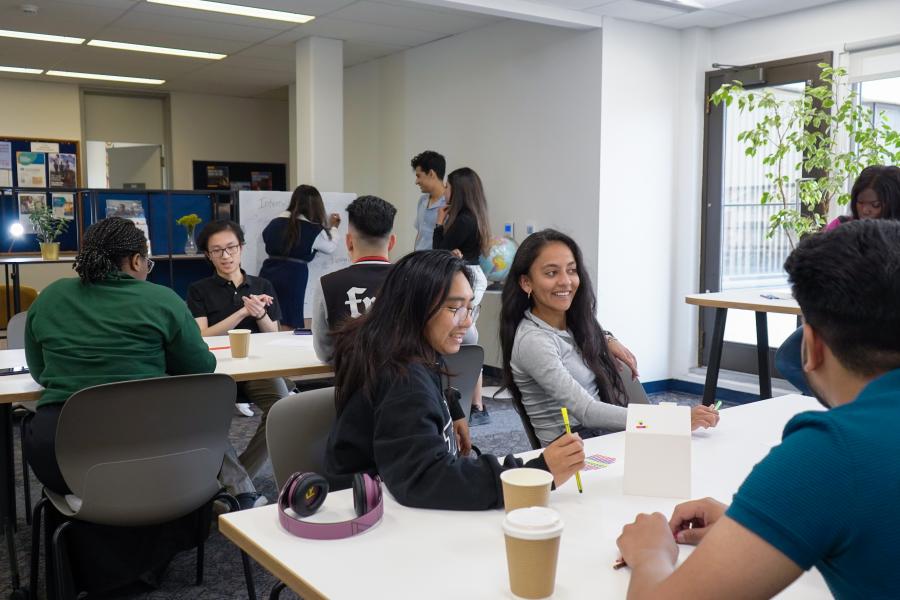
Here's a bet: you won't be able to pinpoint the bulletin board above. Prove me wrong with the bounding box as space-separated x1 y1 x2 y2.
192 160 287 192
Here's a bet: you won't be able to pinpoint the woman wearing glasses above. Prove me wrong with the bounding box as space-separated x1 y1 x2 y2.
187 220 292 509
258 184 341 329
326 250 585 510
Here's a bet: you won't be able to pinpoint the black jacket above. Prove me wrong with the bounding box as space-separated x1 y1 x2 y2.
325 362 550 510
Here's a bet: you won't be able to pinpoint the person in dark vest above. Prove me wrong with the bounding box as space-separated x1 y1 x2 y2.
258 184 341 329
311 195 396 364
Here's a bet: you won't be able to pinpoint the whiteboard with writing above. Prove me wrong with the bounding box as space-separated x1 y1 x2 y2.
238 191 356 316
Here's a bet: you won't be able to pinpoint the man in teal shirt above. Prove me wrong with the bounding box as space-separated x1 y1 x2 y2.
616 219 900 599
24 217 259 507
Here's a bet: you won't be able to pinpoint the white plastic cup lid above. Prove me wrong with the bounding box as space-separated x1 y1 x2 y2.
227 329 252 334
500 468 554 488
503 506 564 540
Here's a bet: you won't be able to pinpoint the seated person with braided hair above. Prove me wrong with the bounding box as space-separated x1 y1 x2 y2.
23 216 261 509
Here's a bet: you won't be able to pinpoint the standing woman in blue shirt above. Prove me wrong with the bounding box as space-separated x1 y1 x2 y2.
259 184 340 329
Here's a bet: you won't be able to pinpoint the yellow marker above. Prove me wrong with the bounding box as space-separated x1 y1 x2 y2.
560 407 583 494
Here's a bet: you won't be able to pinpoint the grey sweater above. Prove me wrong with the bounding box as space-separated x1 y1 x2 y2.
511 310 627 446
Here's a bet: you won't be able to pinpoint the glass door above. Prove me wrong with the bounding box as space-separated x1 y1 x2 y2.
700 52 831 375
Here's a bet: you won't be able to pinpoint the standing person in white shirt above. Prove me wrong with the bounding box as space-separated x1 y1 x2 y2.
411 150 446 251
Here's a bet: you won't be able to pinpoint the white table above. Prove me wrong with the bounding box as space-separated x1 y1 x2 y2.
219 395 829 599
685 290 802 405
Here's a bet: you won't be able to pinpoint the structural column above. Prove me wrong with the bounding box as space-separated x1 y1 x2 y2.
292 36 344 191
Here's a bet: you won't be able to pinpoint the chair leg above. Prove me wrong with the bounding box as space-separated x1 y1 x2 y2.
29 497 47 596
269 582 286 600
214 491 257 600
51 521 75 600
19 417 31 526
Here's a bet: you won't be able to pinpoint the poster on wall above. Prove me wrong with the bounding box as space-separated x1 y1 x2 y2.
0 142 11 170
52 193 75 220
18 192 47 233
49 153 77 188
16 152 46 187
250 171 272 191
105 199 145 218
206 165 230 189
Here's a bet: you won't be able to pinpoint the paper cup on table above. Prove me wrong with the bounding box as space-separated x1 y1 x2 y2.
227 329 251 358
503 506 564 600
501 468 553 513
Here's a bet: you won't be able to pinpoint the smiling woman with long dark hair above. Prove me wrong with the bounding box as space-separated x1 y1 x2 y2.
500 229 718 447
325 250 585 510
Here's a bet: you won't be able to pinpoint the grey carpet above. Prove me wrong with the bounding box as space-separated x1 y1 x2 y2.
0 388 727 599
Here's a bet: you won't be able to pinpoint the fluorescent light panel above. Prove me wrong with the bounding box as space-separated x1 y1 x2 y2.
0 66 43 74
88 39 226 60
45 70 165 85
146 0 314 23
0 29 84 44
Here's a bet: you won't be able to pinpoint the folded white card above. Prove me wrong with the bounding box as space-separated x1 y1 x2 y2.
623 403 691 498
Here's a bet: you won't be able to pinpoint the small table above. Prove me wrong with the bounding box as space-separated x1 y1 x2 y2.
685 290 801 406
220 395 829 599
0 255 76 317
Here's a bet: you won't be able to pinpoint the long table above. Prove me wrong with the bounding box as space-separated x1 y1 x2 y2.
685 290 801 405
0 331 331 593
219 395 829 599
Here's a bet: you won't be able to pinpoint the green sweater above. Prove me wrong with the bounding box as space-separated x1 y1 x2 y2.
25 273 216 408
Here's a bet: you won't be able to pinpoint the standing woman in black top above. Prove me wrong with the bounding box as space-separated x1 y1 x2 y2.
259 184 340 329
433 167 492 423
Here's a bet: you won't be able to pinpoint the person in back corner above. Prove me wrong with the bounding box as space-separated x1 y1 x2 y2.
411 150 447 250
311 195 396 364
616 219 900 600
500 229 719 447
188 219 294 506
258 184 341 329
325 250 585 510
433 166 492 424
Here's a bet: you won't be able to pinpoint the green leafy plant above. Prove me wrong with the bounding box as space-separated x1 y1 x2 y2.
176 213 202 229
710 64 900 247
28 205 68 244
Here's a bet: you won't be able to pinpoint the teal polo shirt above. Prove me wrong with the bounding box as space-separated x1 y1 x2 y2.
727 369 900 599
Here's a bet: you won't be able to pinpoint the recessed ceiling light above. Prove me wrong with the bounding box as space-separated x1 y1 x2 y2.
146 0 314 24
0 28 84 44
0 66 43 74
45 70 165 85
88 39 226 60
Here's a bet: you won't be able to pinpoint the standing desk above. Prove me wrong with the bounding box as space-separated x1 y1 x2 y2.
220 395 829 599
0 331 331 594
685 290 801 406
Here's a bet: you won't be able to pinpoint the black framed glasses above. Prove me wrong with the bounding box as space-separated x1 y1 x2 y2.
208 244 242 259
445 305 479 326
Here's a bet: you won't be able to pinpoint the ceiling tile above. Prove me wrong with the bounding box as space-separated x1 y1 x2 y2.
0 0 126 37
117 9 288 43
328 1 499 35
713 0 841 19
267 16 439 47
654 8 746 27
86 26 245 54
586 0 687 21
343 40 409 66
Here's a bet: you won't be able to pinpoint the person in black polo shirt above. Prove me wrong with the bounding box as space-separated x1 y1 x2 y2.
311 195 396 363
188 220 293 507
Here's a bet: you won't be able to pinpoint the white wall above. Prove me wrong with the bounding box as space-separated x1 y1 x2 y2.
598 18 682 382
83 93 166 145
344 19 604 282
0 79 81 141
168 92 290 189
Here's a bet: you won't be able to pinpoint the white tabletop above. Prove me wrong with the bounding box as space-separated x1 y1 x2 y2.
0 331 331 403
219 395 829 599
685 289 801 315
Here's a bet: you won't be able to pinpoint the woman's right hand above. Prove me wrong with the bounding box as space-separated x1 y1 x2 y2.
690 404 720 431
542 432 585 487
329 213 341 228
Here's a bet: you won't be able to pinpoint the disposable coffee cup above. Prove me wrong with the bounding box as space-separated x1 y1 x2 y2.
503 506 564 600
501 468 553 513
227 329 251 359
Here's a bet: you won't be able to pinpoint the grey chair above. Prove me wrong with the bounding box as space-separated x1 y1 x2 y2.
442 345 484 421
8 310 37 524
28 374 257 600
266 387 335 491
514 360 648 450
265 387 336 600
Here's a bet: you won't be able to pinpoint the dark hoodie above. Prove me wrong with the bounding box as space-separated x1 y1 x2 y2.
325 362 550 510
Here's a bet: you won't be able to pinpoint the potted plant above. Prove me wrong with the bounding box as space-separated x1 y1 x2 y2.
710 64 900 247
176 213 202 255
28 205 69 260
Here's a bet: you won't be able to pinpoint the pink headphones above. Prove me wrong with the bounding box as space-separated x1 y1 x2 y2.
277 472 383 540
